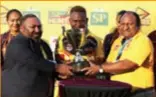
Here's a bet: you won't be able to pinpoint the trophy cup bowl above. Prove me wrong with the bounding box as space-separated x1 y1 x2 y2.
70 59 90 77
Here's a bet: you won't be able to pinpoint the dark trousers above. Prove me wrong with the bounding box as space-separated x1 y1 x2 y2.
130 88 156 97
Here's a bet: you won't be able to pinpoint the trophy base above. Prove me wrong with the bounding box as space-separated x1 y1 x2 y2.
72 72 110 80
70 60 90 78
73 71 86 77
96 73 110 80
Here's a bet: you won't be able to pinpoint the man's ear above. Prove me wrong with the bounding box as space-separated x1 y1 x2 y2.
136 26 140 32
20 25 24 32
86 18 88 24
69 17 72 24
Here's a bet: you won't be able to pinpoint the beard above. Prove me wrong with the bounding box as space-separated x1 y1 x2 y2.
32 32 42 41
72 28 81 35
72 27 87 36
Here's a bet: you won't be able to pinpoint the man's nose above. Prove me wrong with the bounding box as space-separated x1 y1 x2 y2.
123 25 129 30
35 27 40 32
13 20 19 25
76 21 82 28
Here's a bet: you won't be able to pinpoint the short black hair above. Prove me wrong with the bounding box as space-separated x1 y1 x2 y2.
6 9 22 21
70 5 86 16
117 10 126 16
131 12 141 28
117 10 127 23
20 14 38 26
120 11 141 28
126 11 141 28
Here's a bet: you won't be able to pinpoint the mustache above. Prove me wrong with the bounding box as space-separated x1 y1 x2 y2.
34 31 42 34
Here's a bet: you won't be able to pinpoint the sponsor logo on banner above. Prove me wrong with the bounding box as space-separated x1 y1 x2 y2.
0 5 9 24
48 11 69 24
23 11 40 19
90 8 108 25
22 7 40 19
135 7 150 26
48 6 71 24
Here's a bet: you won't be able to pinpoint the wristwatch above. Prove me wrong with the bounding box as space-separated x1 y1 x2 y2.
99 66 104 73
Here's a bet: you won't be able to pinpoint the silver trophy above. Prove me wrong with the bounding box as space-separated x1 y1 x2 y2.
72 49 89 75
73 51 84 72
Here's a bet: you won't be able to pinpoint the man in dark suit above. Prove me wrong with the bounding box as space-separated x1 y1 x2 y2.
2 14 73 97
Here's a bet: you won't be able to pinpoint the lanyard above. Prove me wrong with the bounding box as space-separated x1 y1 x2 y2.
116 38 132 61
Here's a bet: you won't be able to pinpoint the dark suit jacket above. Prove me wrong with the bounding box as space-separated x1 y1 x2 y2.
39 39 53 60
2 33 55 97
0 32 13 69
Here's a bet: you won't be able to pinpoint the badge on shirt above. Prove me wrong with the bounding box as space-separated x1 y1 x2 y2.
65 43 73 52
114 45 120 51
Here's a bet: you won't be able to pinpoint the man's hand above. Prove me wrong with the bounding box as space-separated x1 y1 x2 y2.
81 60 100 76
56 63 73 78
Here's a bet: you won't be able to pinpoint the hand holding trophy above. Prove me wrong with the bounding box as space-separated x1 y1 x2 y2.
71 49 90 77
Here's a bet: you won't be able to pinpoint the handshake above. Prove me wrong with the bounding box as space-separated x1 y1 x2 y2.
56 62 74 79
